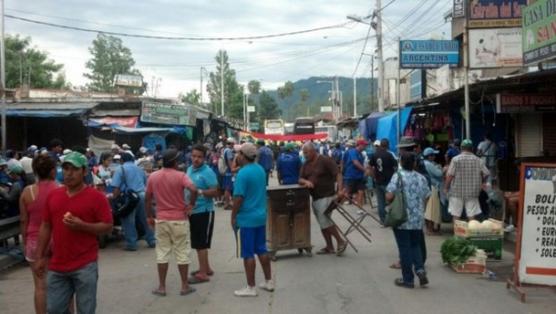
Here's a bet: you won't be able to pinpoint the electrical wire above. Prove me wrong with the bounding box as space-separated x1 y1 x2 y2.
351 21 374 77
379 0 398 12
5 14 353 41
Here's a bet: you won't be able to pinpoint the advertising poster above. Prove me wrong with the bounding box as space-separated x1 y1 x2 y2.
518 165 556 286
141 102 194 125
469 28 523 68
399 40 460 69
522 0 556 64
469 0 527 28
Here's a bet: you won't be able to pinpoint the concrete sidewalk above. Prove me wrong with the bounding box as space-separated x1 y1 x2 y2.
1 203 555 313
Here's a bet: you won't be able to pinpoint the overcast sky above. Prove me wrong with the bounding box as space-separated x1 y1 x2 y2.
5 0 452 99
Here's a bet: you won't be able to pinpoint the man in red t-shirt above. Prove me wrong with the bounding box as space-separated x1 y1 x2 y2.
146 148 198 297
34 152 113 314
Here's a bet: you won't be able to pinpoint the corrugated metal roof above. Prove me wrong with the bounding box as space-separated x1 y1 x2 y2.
7 102 97 110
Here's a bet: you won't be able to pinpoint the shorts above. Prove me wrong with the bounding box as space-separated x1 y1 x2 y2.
312 196 335 230
155 220 191 265
190 211 215 250
223 175 234 192
239 225 268 259
448 197 481 218
25 237 38 262
343 179 366 194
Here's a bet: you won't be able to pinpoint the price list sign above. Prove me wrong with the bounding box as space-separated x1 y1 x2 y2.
518 165 556 286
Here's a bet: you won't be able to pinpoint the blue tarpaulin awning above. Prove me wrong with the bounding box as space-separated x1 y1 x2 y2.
376 107 413 153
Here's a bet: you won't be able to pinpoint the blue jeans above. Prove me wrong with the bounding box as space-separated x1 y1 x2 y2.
375 184 387 224
121 192 156 249
393 229 425 284
47 261 98 314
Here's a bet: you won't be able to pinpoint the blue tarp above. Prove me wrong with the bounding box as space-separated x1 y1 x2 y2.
358 119 368 140
7 109 86 118
376 107 413 153
365 112 386 141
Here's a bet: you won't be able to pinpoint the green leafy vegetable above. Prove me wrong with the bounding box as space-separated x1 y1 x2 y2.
440 237 478 266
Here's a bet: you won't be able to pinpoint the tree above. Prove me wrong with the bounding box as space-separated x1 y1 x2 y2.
5 35 67 89
84 33 142 93
257 91 281 127
247 80 261 96
277 81 294 100
180 89 201 105
206 50 244 119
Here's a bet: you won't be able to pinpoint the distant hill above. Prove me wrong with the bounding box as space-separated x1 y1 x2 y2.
265 76 377 122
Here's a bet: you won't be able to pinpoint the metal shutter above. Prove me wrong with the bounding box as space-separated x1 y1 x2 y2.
517 114 542 157
543 114 556 156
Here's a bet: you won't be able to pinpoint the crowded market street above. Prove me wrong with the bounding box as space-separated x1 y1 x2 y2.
2 178 555 314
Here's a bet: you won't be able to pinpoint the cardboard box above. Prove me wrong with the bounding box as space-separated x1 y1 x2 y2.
451 250 487 274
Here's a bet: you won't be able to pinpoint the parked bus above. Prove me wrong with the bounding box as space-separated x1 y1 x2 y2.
315 125 337 142
293 117 315 135
264 119 285 135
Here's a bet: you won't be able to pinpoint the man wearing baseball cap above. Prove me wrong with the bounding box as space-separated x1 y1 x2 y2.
231 143 273 297
34 152 113 313
444 139 490 221
342 139 369 206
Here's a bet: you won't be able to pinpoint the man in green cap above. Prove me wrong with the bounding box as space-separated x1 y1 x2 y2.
444 139 490 221
276 142 301 185
34 151 113 314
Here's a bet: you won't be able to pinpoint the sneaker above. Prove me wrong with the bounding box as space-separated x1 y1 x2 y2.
504 224 515 233
234 286 257 297
259 280 275 292
416 271 429 287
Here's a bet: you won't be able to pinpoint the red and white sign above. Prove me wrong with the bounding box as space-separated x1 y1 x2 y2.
91 116 138 128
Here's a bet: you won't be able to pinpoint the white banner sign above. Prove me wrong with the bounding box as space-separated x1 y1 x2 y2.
320 106 332 113
247 106 256 113
469 28 523 68
518 165 556 286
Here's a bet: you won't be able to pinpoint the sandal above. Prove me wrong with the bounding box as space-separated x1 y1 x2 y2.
316 248 334 255
190 270 214 276
336 242 348 256
389 262 401 269
188 274 210 284
180 287 196 296
151 289 167 297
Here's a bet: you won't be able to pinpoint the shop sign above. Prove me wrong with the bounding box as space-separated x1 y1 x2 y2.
247 106 256 113
516 164 556 286
469 28 523 68
496 93 556 113
469 0 527 28
522 0 556 64
453 0 466 18
141 102 195 125
320 106 333 113
114 74 143 88
399 40 460 69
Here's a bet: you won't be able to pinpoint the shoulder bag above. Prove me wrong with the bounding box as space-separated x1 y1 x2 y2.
384 172 407 228
111 165 140 218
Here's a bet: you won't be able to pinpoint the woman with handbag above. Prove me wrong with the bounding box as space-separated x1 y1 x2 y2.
386 152 431 288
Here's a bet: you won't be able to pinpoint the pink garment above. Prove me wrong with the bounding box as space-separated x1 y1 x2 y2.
146 168 194 221
25 180 58 261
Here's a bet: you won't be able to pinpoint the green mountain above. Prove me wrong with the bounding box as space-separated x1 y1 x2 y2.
265 76 377 122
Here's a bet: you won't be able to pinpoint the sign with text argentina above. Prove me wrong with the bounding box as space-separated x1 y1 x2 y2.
517 164 556 286
141 102 193 125
469 0 527 28
399 40 460 69
522 0 556 64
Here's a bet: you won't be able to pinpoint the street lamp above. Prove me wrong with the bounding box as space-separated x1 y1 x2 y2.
316 80 336 119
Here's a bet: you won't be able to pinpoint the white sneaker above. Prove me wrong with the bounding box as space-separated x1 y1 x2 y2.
234 286 257 297
259 280 275 292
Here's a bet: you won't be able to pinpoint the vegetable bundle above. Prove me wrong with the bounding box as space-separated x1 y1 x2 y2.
440 237 478 266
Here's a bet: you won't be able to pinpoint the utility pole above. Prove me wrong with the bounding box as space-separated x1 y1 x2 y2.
220 50 224 117
1 0 6 153
376 0 384 112
371 57 375 112
396 38 401 146
463 11 471 139
353 76 357 117
335 76 340 119
200 67 204 105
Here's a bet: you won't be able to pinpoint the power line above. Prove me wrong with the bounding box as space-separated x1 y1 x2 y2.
5 14 353 41
351 22 374 77
379 0 398 12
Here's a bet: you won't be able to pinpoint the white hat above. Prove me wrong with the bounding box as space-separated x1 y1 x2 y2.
227 137 236 144
63 149 72 155
122 143 131 150
113 154 122 160
373 140 381 146
139 146 148 153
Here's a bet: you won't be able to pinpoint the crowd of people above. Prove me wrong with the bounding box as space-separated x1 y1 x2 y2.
1 132 499 312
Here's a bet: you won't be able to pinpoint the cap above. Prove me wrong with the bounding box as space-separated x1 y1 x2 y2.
122 143 131 150
346 139 355 147
162 149 181 164
373 140 381 146
62 149 72 155
113 154 122 160
139 146 148 154
356 139 369 147
285 143 296 151
240 143 258 160
227 137 236 144
423 147 440 157
462 139 473 148
62 152 88 169
28 145 38 152
397 136 417 148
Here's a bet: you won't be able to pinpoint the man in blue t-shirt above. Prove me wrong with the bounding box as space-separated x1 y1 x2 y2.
223 138 236 209
342 139 368 206
276 143 301 185
186 144 220 284
231 143 273 297
256 140 274 186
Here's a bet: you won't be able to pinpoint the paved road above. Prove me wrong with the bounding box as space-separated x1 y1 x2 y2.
2 190 556 313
